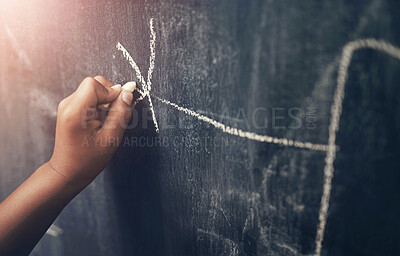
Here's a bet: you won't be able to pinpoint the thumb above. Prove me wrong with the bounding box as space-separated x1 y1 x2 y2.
99 89 133 144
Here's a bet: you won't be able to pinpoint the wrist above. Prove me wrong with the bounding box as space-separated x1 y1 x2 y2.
45 161 93 190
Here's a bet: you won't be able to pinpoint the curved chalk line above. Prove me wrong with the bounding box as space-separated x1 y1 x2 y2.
314 39 400 256
116 19 400 256
153 96 330 152
116 19 331 152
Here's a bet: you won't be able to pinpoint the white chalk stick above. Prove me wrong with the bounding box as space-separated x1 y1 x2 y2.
121 81 136 92
101 81 136 108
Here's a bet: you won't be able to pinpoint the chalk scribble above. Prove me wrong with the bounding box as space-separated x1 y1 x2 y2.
117 19 400 256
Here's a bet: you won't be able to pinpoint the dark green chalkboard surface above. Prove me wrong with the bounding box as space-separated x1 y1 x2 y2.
1 0 400 255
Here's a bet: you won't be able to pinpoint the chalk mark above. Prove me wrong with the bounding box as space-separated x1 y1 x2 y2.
116 19 331 152
153 96 330 152
4 25 32 68
196 109 245 124
116 18 159 132
275 242 299 255
116 19 400 256
197 228 239 256
314 39 400 256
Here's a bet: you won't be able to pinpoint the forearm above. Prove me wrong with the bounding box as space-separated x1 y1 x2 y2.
0 76 132 255
0 162 88 255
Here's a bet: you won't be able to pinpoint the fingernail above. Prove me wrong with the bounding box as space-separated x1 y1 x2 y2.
111 84 121 90
122 90 133 105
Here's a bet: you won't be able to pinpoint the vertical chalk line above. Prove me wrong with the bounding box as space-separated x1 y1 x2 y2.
116 18 159 132
146 18 159 132
147 18 156 93
314 39 400 256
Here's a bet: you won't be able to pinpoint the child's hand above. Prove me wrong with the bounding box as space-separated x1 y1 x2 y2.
48 76 133 186
0 76 134 254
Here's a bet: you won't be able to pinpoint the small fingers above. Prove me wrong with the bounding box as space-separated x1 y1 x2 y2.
94 75 114 88
75 77 121 108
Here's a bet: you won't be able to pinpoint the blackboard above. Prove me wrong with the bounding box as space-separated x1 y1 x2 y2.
1 0 400 255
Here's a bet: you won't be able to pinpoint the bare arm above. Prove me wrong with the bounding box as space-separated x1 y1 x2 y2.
0 163 88 255
0 76 134 255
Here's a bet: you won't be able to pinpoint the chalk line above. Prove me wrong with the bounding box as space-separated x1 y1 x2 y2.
4 25 32 68
116 19 331 151
146 18 159 133
116 19 400 256
197 228 239 255
116 18 159 132
314 39 400 256
147 18 156 93
153 96 330 152
116 21 329 151
275 242 298 255
116 42 146 89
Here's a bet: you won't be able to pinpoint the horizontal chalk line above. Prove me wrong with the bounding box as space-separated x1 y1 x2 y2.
153 95 330 152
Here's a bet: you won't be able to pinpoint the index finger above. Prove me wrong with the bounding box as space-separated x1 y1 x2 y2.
94 75 114 88
75 77 121 108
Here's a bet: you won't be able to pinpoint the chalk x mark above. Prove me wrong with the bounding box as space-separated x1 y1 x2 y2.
116 19 400 256
116 20 331 152
314 39 400 256
116 18 159 132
